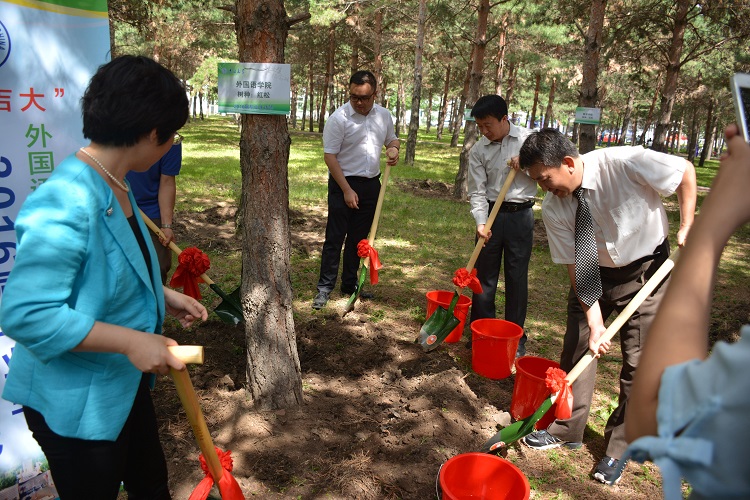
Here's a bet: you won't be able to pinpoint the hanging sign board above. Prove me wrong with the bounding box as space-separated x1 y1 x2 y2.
574 107 601 124
217 62 291 115
464 106 474 122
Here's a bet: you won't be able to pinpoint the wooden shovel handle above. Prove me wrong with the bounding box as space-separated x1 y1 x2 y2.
168 345 205 365
465 169 517 273
362 162 392 268
170 367 225 484
138 209 216 286
564 248 680 385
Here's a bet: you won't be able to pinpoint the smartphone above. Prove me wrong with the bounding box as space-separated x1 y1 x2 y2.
730 73 750 141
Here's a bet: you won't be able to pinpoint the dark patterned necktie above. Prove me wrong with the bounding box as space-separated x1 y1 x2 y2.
574 188 602 306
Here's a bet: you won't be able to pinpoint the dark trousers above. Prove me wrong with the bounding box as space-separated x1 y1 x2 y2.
547 241 670 459
470 203 534 348
24 375 171 500
317 175 380 293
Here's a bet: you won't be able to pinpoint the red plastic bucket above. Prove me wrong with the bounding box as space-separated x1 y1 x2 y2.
425 290 472 343
439 452 530 500
510 356 560 430
470 319 523 380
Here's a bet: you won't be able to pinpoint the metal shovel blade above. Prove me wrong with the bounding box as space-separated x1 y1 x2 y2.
480 397 554 453
417 291 461 352
209 283 244 325
343 265 368 316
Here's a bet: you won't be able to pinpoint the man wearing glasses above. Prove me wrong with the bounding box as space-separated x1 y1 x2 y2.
312 70 400 310
126 133 183 284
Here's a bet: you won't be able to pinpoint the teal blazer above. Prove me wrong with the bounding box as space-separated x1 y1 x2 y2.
1 154 165 441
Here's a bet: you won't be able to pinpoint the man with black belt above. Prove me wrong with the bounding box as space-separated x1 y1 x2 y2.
518 128 696 485
312 70 399 310
467 95 537 357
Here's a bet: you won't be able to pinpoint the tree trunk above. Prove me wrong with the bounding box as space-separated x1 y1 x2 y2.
454 0 489 200
235 0 302 409
307 61 315 132
618 92 634 145
373 10 384 106
543 76 557 128
687 105 699 162
406 0 428 166
451 49 473 148
290 84 297 129
396 78 406 134
578 0 607 154
494 14 508 96
639 77 660 145
199 92 204 120
318 26 335 133
530 73 540 129
699 98 715 166
301 85 308 131
652 0 690 152
426 92 433 133
505 61 516 107
436 62 451 140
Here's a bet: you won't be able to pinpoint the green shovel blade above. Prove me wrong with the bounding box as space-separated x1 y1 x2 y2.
480 397 554 453
417 292 461 352
343 264 368 316
209 284 244 325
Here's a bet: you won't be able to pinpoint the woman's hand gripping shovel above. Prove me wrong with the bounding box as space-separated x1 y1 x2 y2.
139 210 244 325
342 157 393 316
480 249 680 452
167 346 244 499
417 169 518 352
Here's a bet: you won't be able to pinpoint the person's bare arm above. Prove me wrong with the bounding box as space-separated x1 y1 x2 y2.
157 174 176 246
675 160 697 246
626 125 750 441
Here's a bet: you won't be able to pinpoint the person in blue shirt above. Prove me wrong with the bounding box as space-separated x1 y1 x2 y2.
619 123 750 497
0 55 207 500
127 141 182 283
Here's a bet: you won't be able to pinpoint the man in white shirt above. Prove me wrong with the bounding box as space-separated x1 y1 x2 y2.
313 70 400 310
517 128 696 485
467 95 538 357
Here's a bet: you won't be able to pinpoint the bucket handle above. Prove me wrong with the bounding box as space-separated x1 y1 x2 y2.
435 461 444 499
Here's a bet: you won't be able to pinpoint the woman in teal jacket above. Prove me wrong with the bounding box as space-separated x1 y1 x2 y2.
0 56 207 499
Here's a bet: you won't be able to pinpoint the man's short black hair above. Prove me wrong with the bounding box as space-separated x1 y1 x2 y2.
81 55 189 147
350 70 377 92
471 95 508 122
519 128 580 170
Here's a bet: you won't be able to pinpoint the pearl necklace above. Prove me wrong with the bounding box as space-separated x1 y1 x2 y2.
79 147 129 192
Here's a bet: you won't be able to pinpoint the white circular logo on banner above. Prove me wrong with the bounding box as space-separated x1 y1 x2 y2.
0 20 10 69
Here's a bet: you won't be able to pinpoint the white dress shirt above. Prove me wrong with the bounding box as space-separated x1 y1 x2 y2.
467 122 538 225
542 146 686 267
322 102 398 178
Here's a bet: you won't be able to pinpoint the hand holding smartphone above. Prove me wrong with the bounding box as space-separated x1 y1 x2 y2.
730 73 750 142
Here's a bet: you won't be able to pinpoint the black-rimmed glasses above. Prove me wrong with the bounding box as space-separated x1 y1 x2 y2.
349 93 375 104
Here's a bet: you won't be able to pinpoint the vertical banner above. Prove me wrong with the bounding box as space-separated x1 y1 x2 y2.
217 62 291 115
0 1 109 497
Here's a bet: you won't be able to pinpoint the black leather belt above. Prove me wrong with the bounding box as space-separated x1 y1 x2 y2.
488 199 535 213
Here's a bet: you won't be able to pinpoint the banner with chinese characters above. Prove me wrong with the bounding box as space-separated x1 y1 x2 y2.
217 62 291 115
0 1 109 496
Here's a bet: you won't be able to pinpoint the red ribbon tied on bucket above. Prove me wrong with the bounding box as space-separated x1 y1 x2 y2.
169 247 210 300
452 268 483 294
545 367 573 420
188 447 244 500
357 239 383 285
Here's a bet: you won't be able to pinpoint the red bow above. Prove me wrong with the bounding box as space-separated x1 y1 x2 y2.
545 367 573 420
452 268 483 294
188 447 244 500
169 247 210 300
357 239 383 285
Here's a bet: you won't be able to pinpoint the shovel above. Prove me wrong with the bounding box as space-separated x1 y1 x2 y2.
480 249 679 452
342 161 392 316
417 169 518 351
167 346 244 499
139 210 244 325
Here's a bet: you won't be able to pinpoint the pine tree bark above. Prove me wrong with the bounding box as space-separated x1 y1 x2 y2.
578 0 606 154
235 0 302 409
405 0 428 166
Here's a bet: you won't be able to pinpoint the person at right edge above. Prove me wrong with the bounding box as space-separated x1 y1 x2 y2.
615 124 750 496
466 95 537 358
517 128 697 485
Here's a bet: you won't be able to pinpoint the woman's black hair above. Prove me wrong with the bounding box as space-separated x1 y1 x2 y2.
81 55 189 146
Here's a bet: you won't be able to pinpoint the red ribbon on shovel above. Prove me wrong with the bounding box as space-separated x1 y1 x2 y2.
188 447 244 500
357 239 383 285
170 247 210 300
452 268 483 294
545 367 573 420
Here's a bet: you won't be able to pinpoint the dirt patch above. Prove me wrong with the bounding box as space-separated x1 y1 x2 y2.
153 201 667 499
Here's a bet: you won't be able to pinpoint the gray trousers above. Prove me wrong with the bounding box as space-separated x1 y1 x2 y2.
548 241 670 459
